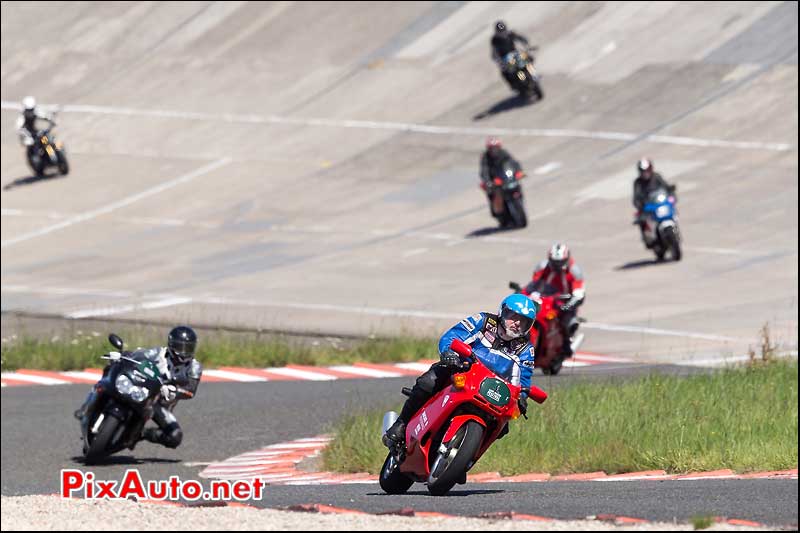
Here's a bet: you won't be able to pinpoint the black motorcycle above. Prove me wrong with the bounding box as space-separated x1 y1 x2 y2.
79 334 164 464
481 160 528 228
26 124 69 177
499 47 543 100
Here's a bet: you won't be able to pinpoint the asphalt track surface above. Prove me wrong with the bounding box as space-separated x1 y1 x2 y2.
1 1 797 528
2 366 797 526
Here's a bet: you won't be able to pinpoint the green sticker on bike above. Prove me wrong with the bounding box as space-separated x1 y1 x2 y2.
480 377 511 407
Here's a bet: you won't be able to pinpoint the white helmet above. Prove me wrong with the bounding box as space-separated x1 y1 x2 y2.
548 242 570 271
22 96 36 111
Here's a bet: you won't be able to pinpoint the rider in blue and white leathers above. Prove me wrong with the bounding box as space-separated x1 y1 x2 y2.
383 294 538 449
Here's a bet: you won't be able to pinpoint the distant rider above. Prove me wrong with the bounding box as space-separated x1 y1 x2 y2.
522 243 585 358
480 137 523 215
383 294 538 450
633 158 675 246
74 326 203 449
491 20 533 87
16 96 56 169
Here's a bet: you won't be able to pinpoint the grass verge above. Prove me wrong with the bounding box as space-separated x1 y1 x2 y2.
322 360 798 475
0 329 437 371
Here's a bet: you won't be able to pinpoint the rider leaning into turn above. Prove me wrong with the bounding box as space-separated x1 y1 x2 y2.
490 20 533 86
16 96 55 148
383 294 538 450
75 326 203 449
522 243 585 358
632 158 675 245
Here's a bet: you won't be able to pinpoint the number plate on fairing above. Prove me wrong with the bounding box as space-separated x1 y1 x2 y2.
479 377 511 407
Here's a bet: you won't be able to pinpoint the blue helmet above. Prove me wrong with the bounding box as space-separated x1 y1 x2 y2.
498 294 539 339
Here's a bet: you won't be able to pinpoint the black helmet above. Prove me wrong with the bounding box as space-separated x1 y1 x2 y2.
495 20 506 33
167 326 197 364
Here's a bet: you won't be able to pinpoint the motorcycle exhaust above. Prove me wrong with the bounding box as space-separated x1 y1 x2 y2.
571 333 585 353
382 411 399 435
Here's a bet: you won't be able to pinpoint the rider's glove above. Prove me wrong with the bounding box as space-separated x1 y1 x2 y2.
160 384 177 402
440 349 463 370
560 301 575 313
517 396 529 417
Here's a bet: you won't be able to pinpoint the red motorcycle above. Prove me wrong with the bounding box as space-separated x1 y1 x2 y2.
379 338 547 496
509 282 585 375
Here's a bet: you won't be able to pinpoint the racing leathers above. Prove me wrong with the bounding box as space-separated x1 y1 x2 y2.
633 173 675 246
383 313 535 448
16 108 54 148
491 28 531 87
480 148 522 216
75 347 202 449
523 258 586 356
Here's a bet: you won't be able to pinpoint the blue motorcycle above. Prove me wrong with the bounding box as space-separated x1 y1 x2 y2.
637 186 682 261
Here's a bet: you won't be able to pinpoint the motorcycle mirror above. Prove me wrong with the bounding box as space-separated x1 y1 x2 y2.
450 338 473 358
108 334 124 351
509 281 522 292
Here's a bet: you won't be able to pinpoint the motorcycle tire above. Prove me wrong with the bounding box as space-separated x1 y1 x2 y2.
379 452 414 494
427 420 484 496
84 413 121 464
506 196 527 228
27 149 44 176
543 357 563 376
531 79 544 100
665 226 682 261
57 150 69 176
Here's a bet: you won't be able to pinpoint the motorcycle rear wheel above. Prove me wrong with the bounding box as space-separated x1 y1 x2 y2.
379 452 414 494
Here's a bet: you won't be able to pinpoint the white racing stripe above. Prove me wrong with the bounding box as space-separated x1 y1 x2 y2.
261 367 337 381
1 100 791 152
327 365 403 378
1 158 231 248
202 369 267 382
0 373 69 385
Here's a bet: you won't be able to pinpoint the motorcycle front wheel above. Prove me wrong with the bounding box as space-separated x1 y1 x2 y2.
427 420 484 496
84 413 121 464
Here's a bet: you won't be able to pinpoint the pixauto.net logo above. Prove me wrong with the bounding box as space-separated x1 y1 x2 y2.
61 469 265 501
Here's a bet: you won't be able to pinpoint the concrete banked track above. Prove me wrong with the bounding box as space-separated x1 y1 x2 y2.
1 1 798 527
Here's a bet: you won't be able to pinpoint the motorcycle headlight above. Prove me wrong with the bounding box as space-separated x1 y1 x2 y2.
116 374 134 394
656 205 671 218
129 387 149 402
115 374 148 402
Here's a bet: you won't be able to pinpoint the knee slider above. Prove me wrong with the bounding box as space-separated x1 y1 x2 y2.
162 423 183 449
413 371 438 395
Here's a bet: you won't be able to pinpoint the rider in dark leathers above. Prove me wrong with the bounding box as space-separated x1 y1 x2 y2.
74 326 203 449
633 159 675 246
491 20 532 88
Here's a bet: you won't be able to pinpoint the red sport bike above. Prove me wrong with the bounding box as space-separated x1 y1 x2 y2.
379 338 547 496
509 281 586 375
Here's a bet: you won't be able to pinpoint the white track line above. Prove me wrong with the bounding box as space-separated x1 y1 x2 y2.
327 365 403 378
66 297 192 319
395 362 435 373
1 158 231 248
261 367 338 381
1 101 791 152
582 322 745 343
202 369 267 382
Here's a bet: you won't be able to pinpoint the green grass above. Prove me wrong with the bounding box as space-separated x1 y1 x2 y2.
691 515 716 530
0 329 436 371
322 360 799 475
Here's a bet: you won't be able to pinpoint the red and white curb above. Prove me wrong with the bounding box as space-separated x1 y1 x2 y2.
199 435 798 486
1 352 630 387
